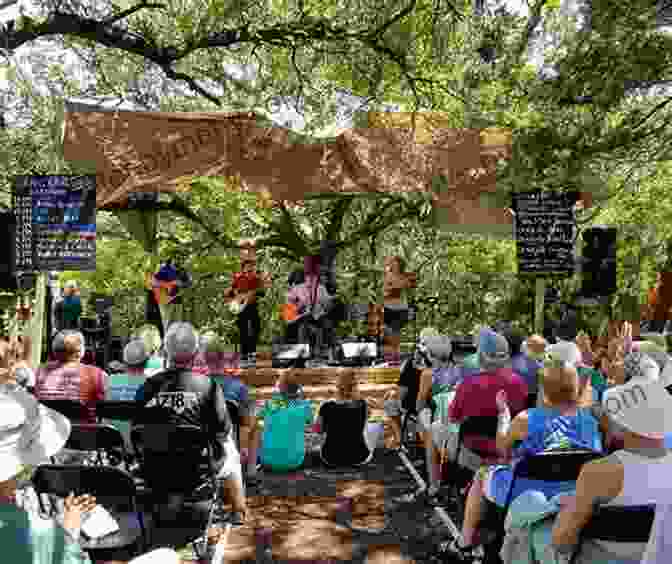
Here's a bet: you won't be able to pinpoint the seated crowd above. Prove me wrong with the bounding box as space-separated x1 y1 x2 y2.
2 313 672 564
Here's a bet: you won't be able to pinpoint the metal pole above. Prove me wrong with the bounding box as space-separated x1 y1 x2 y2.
535 277 546 335
30 273 47 366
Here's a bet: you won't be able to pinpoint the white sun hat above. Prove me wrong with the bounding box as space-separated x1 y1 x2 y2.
0 386 71 482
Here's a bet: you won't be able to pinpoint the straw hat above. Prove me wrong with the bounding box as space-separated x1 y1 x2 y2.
0 387 71 482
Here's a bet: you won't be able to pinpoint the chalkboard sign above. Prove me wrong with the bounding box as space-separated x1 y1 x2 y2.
512 190 578 275
13 175 96 272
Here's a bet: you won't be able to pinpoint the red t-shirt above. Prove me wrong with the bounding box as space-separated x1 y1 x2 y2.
35 362 108 423
232 271 261 292
448 368 528 456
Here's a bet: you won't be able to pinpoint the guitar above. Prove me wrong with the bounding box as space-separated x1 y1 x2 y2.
226 289 257 315
226 272 271 314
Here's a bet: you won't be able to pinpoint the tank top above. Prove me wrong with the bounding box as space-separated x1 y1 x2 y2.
594 448 672 561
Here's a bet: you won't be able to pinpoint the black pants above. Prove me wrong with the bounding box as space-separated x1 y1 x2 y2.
237 303 261 357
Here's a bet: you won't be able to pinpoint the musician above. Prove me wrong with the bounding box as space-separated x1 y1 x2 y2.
285 255 335 362
223 239 271 368
382 256 417 361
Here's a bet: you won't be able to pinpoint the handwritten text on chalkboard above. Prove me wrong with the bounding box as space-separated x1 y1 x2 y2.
513 190 577 275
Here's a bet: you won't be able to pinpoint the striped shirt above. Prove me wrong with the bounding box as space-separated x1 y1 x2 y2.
35 363 107 423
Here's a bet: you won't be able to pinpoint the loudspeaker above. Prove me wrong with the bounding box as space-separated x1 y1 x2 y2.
581 227 617 297
0 212 17 291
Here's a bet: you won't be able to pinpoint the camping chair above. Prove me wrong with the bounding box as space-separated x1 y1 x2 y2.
130 424 221 560
96 400 141 422
54 423 130 470
480 449 604 563
569 505 655 564
445 416 499 520
32 464 148 558
40 398 89 421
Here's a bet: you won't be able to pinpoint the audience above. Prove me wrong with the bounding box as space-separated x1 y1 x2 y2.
203 335 259 484
315 369 384 467
383 327 438 449
446 357 603 560
441 329 529 477
248 371 314 473
414 334 462 504
134 322 248 525
130 325 164 376
0 386 179 564
0 335 34 391
550 374 672 563
520 334 547 397
35 331 108 423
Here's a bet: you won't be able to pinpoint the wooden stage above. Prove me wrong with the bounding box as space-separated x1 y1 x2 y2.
220 364 401 388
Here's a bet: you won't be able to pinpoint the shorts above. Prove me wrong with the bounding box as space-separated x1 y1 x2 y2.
418 417 485 472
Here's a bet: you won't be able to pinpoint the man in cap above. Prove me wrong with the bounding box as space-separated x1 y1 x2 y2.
551 354 672 564
134 322 248 525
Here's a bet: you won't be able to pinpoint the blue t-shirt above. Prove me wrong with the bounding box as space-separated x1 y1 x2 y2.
257 393 314 472
489 407 603 506
105 373 147 445
209 374 252 417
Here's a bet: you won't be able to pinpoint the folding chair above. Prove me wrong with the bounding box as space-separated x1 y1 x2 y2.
32 464 148 558
96 400 141 423
56 423 130 470
477 449 604 563
40 398 88 421
445 416 499 520
130 424 220 561
570 505 655 564
501 449 604 515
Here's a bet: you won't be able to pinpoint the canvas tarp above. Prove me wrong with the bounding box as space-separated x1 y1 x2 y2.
62 106 521 234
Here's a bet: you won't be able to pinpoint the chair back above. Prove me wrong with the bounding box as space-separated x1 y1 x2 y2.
40 399 88 421
131 424 215 494
97 400 141 422
580 505 655 543
63 423 128 466
33 464 138 514
454 416 499 462
504 449 603 512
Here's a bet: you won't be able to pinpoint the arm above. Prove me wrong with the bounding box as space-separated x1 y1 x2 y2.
496 411 528 454
448 382 465 423
209 381 232 444
416 368 432 411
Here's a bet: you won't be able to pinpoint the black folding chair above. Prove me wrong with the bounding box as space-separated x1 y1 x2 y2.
40 398 89 421
54 423 129 470
96 400 141 423
477 449 604 563
32 464 148 558
502 449 604 515
130 424 220 560
570 505 655 564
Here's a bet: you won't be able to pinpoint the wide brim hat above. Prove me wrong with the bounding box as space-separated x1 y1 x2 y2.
0 387 71 482
602 379 672 439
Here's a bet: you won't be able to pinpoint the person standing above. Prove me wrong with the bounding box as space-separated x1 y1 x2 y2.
223 239 271 369
53 281 82 333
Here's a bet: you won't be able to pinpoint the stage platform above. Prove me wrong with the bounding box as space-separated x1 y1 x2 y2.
219 364 401 388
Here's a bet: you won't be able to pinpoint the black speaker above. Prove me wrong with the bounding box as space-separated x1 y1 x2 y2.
580 227 617 297
0 212 17 291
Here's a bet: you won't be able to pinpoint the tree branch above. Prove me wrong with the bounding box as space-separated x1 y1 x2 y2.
103 2 166 25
